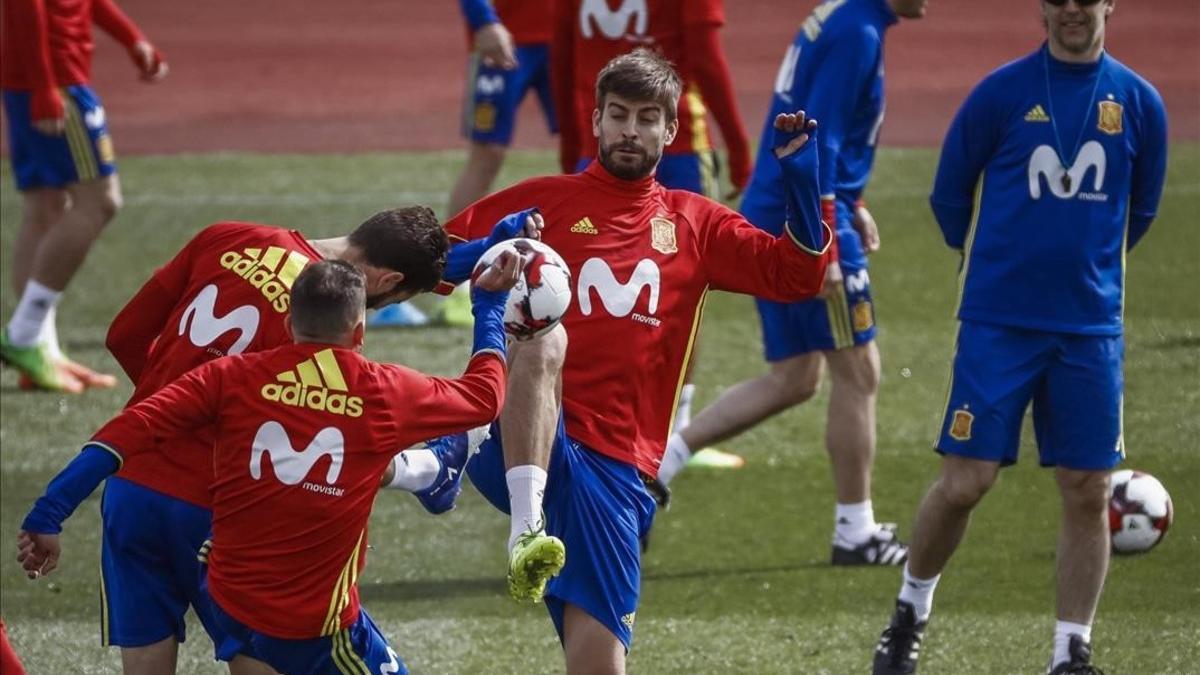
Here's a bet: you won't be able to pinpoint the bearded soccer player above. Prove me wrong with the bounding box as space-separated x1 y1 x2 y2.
445 50 830 672
552 0 753 464
71 206 537 674
871 1 1167 673
19 258 519 674
0 0 167 393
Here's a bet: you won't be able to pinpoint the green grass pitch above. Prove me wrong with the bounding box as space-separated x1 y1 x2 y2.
1 146 1197 673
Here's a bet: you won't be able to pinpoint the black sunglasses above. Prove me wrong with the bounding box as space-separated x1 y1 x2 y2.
1044 0 1104 6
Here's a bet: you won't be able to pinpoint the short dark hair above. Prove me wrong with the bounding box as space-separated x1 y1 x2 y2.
595 48 682 123
347 206 448 293
290 260 365 341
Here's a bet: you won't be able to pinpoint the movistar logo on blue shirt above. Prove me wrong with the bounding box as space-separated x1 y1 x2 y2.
1028 141 1108 201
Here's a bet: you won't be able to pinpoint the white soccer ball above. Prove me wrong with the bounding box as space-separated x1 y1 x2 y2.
1108 469 1173 554
472 238 572 341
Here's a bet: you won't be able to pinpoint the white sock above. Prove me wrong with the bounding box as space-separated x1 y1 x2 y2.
835 500 878 546
897 563 940 622
7 281 61 347
1052 621 1091 669
383 448 441 492
657 433 692 486
506 465 547 552
672 383 696 430
40 307 64 359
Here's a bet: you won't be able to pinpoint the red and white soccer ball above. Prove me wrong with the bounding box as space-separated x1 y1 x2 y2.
473 238 572 341
1108 469 1173 554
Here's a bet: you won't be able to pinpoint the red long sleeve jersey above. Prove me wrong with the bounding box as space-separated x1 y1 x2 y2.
553 0 734 160
105 222 324 508
445 162 827 477
1 0 143 91
90 344 506 639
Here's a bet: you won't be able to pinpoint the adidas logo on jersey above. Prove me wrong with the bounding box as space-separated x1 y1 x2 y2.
219 246 310 314
570 217 599 235
260 348 364 417
1024 105 1050 122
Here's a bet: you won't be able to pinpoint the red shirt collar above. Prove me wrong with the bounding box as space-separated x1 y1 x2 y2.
582 159 659 198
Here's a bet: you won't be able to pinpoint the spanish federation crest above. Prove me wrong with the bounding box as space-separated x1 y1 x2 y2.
649 217 677 254
1097 100 1123 135
949 408 974 441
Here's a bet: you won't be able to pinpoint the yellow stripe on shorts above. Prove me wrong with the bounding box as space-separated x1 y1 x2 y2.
333 629 371 675
62 91 100 182
825 286 854 350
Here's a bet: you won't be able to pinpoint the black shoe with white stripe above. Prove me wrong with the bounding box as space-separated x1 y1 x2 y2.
1047 635 1106 675
873 600 926 675
832 523 909 566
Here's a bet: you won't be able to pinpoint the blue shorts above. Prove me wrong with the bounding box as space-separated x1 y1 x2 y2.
463 44 556 145
3 85 117 191
574 151 719 197
100 477 221 649
936 320 1125 470
208 589 406 675
467 417 657 649
747 197 875 359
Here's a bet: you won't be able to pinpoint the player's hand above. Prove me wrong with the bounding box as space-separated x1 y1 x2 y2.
16 530 60 580
474 250 525 293
772 111 817 159
475 22 517 70
853 204 880 254
130 40 168 82
521 211 545 239
487 208 544 247
818 260 843 300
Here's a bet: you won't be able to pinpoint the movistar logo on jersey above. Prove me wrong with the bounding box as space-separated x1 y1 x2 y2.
579 0 646 40
219 245 310 314
261 348 364 417
179 284 261 356
1024 105 1050 122
249 420 345 492
1028 141 1108 201
577 258 661 327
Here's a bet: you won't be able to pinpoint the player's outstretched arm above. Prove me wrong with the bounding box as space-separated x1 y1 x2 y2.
773 111 831 255
459 0 516 69
92 0 168 81
443 208 543 285
18 444 122 579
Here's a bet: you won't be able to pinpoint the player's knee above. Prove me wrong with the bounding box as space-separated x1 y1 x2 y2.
938 459 997 509
770 355 821 406
469 142 508 170
828 342 880 395
1057 469 1109 515
511 323 567 378
74 182 122 226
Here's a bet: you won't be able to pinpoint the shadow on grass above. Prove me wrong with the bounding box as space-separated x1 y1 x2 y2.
359 576 504 603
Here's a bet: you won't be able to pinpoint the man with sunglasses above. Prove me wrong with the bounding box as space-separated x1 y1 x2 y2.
871 1 1167 673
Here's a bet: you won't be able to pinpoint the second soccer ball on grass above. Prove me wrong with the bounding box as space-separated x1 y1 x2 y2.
473 238 572 341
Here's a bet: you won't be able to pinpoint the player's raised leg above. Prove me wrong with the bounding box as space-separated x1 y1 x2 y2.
502 324 568 602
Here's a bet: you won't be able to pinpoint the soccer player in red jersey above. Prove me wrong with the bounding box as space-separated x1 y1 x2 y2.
552 0 751 201
0 0 167 393
80 206 537 674
445 50 830 672
18 257 521 674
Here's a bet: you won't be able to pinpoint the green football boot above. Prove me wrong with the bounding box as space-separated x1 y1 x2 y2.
0 331 83 394
507 529 566 604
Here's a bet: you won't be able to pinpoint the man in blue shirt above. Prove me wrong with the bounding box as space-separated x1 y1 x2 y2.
658 0 927 566
872 1 1167 674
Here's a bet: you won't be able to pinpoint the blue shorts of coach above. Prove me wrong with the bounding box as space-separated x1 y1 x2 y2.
936 319 1125 470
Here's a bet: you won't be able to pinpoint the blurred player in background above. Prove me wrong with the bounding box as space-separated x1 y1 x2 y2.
18 258 520 675
0 0 167 393
373 0 556 329
0 619 27 675
660 0 929 568
83 206 538 674
871 2 1167 673
553 0 753 467
446 50 830 673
